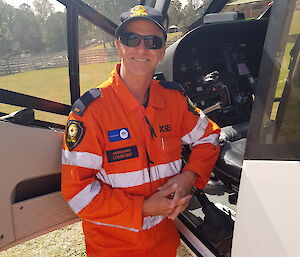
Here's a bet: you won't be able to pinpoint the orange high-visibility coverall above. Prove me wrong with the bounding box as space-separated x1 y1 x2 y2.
62 64 220 257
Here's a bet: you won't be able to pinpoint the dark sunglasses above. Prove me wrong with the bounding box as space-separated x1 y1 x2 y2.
119 33 166 50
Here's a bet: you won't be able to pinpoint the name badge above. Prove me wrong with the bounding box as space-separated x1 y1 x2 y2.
106 146 138 163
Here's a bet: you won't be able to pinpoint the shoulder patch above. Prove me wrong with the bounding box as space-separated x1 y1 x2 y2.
66 120 85 150
71 88 101 116
159 80 186 96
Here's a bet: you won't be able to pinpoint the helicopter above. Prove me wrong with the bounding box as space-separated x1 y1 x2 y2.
0 0 299 256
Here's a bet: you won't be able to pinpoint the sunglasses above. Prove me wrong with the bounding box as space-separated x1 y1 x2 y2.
119 33 166 50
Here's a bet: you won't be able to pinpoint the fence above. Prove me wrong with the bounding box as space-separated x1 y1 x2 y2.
0 35 182 76
0 48 119 76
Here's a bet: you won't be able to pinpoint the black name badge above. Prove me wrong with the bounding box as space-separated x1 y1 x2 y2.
106 146 138 163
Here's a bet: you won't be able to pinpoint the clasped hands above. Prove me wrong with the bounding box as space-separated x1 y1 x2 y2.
143 171 198 220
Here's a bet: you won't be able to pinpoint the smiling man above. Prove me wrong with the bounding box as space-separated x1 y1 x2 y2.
62 5 220 257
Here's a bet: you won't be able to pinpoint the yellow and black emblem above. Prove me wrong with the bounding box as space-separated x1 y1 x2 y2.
130 5 148 17
66 120 85 150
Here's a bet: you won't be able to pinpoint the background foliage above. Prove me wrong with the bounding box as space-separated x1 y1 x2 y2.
0 0 205 59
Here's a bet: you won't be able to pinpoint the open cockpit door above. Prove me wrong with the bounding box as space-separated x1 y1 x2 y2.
0 0 120 251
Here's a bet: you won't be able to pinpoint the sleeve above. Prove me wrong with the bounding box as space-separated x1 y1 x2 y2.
61 111 144 231
178 95 221 189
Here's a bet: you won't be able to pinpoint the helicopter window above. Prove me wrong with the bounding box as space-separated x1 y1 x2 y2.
78 16 119 93
245 4 300 160
81 0 140 24
0 0 69 127
222 0 272 19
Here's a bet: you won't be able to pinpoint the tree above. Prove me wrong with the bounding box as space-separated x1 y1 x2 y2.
0 0 15 58
33 0 54 23
168 0 183 26
181 0 198 27
44 12 67 52
12 8 44 53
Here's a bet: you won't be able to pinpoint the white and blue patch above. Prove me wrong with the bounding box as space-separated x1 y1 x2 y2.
108 128 130 142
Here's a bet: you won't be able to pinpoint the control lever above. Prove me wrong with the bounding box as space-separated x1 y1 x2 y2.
194 189 234 256
0 108 34 125
203 102 222 114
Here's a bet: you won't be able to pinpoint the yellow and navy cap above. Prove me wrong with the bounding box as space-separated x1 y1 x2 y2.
115 5 167 39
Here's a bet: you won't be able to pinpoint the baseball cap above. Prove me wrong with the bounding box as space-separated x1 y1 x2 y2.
115 5 167 39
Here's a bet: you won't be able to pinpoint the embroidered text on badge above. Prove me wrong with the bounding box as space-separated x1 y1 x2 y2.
106 146 138 163
108 128 130 142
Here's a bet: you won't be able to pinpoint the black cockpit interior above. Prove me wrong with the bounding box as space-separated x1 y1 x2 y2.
157 16 269 191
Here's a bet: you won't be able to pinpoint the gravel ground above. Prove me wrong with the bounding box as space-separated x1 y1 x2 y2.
0 222 192 257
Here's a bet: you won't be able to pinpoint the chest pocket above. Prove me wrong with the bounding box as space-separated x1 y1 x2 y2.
155 135 182 163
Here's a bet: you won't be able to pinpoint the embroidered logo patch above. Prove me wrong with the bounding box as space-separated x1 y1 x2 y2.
108 128 130 142
130 5 148 17
66 120 85 150
159 124 172 132
106 146 138 163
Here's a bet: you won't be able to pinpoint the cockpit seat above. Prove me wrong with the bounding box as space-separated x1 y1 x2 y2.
214 122 248 190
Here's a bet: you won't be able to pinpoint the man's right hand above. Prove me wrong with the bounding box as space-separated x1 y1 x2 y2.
143 183 178 216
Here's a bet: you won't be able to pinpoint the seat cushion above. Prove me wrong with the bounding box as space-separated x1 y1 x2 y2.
215 138 247 183
219 122 248 143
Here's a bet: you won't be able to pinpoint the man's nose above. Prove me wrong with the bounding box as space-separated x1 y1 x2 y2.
136 39 148 52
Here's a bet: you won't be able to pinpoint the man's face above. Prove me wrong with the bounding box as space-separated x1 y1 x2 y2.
116 19 166 77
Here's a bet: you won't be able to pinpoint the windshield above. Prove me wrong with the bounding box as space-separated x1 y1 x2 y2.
167 0 214 28
222 0 272 19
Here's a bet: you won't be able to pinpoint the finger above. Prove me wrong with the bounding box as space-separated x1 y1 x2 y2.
160 183 177 197
168 200 190 220
169 189 184 209
176 194 192 206
168 206 182 220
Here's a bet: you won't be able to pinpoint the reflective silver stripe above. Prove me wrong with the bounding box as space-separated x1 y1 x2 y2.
62 150 102 170
96 159 181 188
68 181 101 214
149 159 182 181
192 133 219 147
87 220 139 232
86 215 165 232
181 111 209 144
142 215 165 230
96 168 150 188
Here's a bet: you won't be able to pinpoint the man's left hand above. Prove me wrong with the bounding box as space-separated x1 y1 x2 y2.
158 171 199 220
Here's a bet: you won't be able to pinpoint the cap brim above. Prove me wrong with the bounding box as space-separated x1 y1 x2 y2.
115 16 167 39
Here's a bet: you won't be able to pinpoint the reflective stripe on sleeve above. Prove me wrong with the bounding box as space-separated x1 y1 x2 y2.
149 159 182 181
96 159 181 188
68 180 101 214
181 111 209 144
86 215 165 232
192 133 219 147
62 150 102 170
96 168 150 188
142 215 165 230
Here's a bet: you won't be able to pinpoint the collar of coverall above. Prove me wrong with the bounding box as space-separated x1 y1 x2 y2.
110 63 165 112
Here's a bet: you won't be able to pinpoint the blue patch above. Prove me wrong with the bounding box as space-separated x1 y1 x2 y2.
106 146 138 163
108 128 130 142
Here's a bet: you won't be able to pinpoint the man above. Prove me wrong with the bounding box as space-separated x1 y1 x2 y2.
62 5 220 257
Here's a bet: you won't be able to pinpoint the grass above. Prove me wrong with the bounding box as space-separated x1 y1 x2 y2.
0 222 192 257
0 62 118 124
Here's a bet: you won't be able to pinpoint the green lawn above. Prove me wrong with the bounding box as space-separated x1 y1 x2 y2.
0 62 117 124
